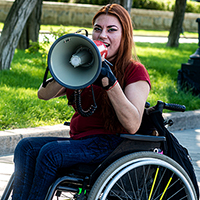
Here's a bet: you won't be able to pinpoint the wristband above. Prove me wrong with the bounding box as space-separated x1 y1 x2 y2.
106 80 118 91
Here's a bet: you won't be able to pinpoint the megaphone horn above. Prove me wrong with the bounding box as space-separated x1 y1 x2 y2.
47 33 107 90
42 33 108 117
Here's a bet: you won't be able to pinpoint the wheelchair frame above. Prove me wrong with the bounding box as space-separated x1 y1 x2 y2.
1 101 198 200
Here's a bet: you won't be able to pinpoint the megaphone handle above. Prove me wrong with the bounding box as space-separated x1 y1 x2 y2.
42 66 54 88
74 86 97 117
75 29 88 37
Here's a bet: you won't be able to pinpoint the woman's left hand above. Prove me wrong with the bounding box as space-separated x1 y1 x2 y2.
93 61 117 90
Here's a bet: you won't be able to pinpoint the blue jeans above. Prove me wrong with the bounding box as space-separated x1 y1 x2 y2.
12 134 123 200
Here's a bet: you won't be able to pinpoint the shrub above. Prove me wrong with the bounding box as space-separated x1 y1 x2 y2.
75 0 108 5
45 0 70 2
74 0 200 13
185 1 200 13
132 0 172 11
132 0 200 13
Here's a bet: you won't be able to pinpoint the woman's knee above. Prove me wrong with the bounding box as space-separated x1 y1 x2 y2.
14 138 33 155
14 137 40 163
36 141 62 169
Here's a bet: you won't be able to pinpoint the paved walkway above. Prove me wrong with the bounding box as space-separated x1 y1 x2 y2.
0 155 13 198
0 127 200 199
133 35 199 43
39 32 199 44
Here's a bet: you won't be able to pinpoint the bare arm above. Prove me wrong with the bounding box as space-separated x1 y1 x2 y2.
105 80 150 134
37 78 66 100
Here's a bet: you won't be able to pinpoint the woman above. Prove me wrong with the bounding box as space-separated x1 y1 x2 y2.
12 4 150 200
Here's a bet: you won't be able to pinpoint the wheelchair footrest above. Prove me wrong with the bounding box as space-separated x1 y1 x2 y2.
57 185 79 193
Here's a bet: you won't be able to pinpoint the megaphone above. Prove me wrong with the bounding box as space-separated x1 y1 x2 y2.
47 33 107 90
42 32 108 117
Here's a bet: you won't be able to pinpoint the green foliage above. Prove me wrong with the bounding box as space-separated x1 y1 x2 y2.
48 25 71 39
74 0 200 13
132 0 200 13
45 0 70 2
185 1 200 13
25 40 48 67
25 26 71 67
75 0 108 4
132 0 175 11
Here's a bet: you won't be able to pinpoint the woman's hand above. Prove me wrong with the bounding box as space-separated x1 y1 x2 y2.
38 78 66 100
93 61 117 90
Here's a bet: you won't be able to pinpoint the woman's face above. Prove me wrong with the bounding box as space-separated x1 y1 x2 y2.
92 14 122 61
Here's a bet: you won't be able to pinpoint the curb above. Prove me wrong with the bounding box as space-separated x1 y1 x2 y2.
0 125 70 156
163 109 200 131
0 109 200 156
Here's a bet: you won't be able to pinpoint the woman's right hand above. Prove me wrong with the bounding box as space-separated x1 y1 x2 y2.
38 78 66 100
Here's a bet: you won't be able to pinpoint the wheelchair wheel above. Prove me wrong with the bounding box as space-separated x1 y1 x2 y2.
87 151 197 200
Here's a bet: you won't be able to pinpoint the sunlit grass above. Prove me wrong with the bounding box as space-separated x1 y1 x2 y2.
135 42 200 110
0 50 74 131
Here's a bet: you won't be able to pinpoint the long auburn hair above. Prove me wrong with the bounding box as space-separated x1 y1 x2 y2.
92 4 139 133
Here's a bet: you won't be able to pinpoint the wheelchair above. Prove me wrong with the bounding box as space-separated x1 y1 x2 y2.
1 101 198 200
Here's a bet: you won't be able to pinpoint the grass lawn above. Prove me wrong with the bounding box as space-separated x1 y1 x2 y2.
0 24 200 131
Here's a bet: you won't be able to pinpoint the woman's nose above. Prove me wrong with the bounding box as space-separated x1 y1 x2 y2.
99 30 107 39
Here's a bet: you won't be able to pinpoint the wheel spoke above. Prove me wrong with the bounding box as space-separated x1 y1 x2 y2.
148 167 160 200
152 168 169 200
127 172 137 199
111 181 133 199
139 165 151 199
159 173 174 200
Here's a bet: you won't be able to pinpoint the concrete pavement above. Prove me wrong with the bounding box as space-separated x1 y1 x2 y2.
133 35 199 43
173 127 200 192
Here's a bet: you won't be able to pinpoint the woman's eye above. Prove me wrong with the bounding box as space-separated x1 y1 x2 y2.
94 27 102 32
108 28 117 32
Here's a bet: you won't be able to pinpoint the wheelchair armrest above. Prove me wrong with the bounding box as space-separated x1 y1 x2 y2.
119 134 166 142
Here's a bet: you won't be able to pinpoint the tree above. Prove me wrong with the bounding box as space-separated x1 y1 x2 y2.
166 0 187 47
109 0 133 14
0 0 39 70
18 0 43 50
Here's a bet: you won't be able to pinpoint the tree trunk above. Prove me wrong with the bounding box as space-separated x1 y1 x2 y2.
18 0 42 50
166 0 187 47
0 0 38 70
121 0 133 14
109 0 132 14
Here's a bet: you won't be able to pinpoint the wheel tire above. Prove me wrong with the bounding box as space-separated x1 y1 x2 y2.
87 151 197 200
